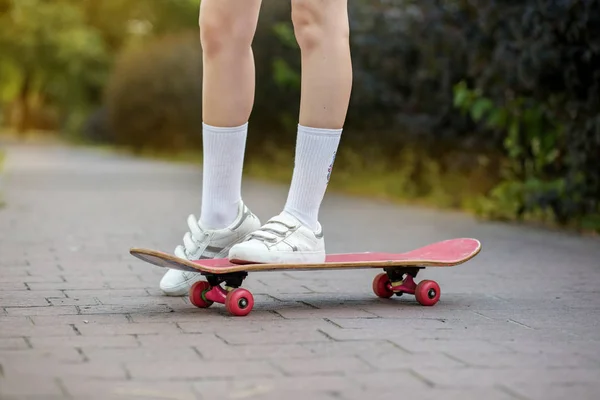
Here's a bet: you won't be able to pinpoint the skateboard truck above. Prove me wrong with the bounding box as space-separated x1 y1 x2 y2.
385 266 420 295
189 272 255 317
374 266 440 306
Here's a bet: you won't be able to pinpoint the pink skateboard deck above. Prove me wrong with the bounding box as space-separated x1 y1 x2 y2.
130 238 481 316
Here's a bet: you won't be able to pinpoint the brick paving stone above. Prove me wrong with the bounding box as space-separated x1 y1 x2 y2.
0 347 85 363
178 318 334 334
80 346 201 363
274 307 378 319
343 370 431 391
95 295 187 307
4 361 128 379
359 351 466 369
327 316 463 330
202 390 339 400
126 360 282 380
494 339 600 360
2 143 600 399
0 282 28 290
265 292 370 303
75 322 181 336
0 267 30 277
0 324 76 337
511 383 599 400
341 387 519 400
60 379 199 400
77 304 173 314
23 276 68 284
1 394 69 399
192 376 360 399
0 337 29 350
64 289 151 298
0 376 65 398
446 351 600 368
301 339 405 357
26 282 113 291
29 335 139 349
47 297 100 306
0 290 65 306
216 329 332 345
30 314 130 325
274 355 374 376
136 333 225 348
0 316 34 330
196 343 315 360
4 304 79 316
375 308 503 323
2 298 51 307
388 338 512 354
410 367 600 387
318 322 581 342
128 311 240 324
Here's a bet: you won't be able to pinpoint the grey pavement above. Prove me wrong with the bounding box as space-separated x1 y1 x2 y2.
0 141 599 400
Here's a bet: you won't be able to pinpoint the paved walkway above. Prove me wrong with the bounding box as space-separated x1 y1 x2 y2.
0 142 599 400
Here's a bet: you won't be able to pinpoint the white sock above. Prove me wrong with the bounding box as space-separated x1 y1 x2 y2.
284 124 342 231
200 122 247 229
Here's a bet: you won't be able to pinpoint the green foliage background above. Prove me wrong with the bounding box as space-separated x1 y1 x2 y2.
0 0 598 232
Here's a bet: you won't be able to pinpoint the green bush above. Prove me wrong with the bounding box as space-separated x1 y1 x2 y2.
104 32 203 153
450 0 600 230
345 0 599 231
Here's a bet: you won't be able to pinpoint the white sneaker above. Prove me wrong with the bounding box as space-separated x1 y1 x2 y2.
159 202 261 296
228 212 325 264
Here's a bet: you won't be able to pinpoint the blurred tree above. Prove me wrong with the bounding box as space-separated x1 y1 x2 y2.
0 0 108 133
77 0 198 51
452 0 600 229
0 0 198 134
105 32 203 152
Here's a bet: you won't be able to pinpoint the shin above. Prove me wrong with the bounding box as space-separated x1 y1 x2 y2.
199 0 262 126
291 0 352 129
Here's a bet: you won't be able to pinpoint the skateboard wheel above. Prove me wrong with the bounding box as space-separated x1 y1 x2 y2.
189 281 213 308
415 280 440 306
372 273 394 299
225 288 254 317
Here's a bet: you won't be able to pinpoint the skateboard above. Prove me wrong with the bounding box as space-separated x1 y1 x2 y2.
130 238 481 316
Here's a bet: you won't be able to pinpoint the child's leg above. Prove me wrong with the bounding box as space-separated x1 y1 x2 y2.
294 0 352 130
199 0 262 229
284 0 352 231
160 1 263 295
228 0 351 264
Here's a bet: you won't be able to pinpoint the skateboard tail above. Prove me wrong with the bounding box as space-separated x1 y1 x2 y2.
130 251 199 273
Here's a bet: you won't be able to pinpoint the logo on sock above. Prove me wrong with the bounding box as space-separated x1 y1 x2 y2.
327 151 337 184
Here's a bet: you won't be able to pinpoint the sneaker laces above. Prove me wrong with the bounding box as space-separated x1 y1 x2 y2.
248 214 297 243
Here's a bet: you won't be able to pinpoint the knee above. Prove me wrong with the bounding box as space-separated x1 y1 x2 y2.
291 0 349 52
199 11 256 57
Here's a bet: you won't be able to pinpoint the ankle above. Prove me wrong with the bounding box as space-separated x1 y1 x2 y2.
282 209 318 232
201 201 241 230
